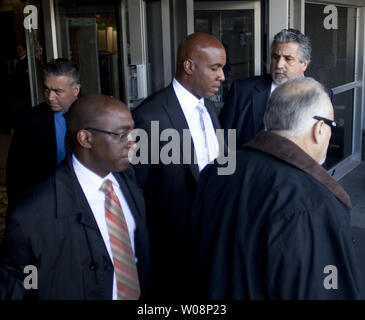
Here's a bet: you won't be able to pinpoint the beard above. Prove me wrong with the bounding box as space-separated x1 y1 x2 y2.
272 69 288 84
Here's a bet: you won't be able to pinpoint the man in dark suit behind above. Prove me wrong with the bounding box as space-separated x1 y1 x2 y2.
6 58 80 207
0 94 151 300
219 28 333 148
132 32 226 299
13 44 31 112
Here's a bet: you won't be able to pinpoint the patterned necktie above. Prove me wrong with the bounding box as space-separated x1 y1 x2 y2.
99 179 141 300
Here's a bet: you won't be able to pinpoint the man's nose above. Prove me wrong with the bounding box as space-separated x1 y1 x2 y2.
218 68 225 82
46 90 56 100
276 56 286 69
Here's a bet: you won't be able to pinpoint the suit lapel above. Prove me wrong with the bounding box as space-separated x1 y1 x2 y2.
252 75 272 134
55 159 113 266
162 85 200 182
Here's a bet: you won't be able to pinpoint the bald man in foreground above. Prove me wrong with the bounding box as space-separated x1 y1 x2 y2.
192 78 364 299
132 32 226 299
0 94 151 300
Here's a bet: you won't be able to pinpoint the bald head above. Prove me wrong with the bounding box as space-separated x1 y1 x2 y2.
175 32 226 99
66 93 135 176
264 77 332 137
264 77 334 164
176 33 224 73
66 94 129 147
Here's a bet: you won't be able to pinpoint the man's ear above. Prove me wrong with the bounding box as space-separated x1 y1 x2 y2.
73 84 81 97
77 129 92 149
312 119 325 144
301 59 309 73
183 59 194 75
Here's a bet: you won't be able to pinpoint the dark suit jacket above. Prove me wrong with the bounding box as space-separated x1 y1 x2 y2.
0 158 151 300
6 102 58 207
132 84 221 299
219 74 334 148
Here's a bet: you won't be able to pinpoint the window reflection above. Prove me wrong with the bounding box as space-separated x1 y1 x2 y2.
305 3 356 89
54 0 121 98
326 90 354 168
194 9 255 106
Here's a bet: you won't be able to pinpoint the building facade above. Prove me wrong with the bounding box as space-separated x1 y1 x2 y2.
1 0 364 179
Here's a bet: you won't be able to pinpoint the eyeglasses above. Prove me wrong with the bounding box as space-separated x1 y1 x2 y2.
84 127 130 141
313 116 337 131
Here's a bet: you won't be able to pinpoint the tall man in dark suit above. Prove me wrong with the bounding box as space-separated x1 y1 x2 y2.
6 58 80 207
0 94 151 300
132 32 226 299
220 28 333 147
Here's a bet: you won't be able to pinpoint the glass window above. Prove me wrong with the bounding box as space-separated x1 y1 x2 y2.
194 9 255 104
305 3 356 89
54 0 121 98
326 89 354 168
146 1 164 94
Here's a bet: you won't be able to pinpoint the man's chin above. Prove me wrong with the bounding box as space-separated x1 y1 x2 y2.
273 77 287 85
49 105 63 112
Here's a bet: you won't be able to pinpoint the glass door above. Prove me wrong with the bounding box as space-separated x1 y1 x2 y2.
305 2 358 170
194 1 261 107
54 0 121 98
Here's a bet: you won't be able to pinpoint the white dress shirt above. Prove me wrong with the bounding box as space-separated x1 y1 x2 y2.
270 82 278 95
172 78 219 171
72 154 136 300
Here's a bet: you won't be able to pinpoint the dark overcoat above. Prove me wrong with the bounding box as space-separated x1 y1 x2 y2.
192 131 363 299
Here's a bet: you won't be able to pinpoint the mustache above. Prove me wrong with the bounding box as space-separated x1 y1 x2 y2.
274 69 287 75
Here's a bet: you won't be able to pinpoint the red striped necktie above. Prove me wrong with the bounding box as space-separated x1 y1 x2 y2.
99 179 141 300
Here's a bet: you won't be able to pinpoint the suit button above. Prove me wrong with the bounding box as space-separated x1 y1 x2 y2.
89 263 97 270
105 265 113 271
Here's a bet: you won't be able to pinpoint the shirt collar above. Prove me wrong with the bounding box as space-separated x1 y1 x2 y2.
173 78 205 121
72 154 118 194
54 109 67 118
270 82 278 94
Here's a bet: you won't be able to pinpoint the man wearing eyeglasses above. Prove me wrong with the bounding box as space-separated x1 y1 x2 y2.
192 77 363 299
219 28 333 148
0 94 151 299
6 58 80 208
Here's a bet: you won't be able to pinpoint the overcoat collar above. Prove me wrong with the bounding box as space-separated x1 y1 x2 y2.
245 131 352 209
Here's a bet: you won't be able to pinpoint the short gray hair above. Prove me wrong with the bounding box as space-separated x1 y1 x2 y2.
43 58 80 87
264 77 332 137
271 29 312 63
